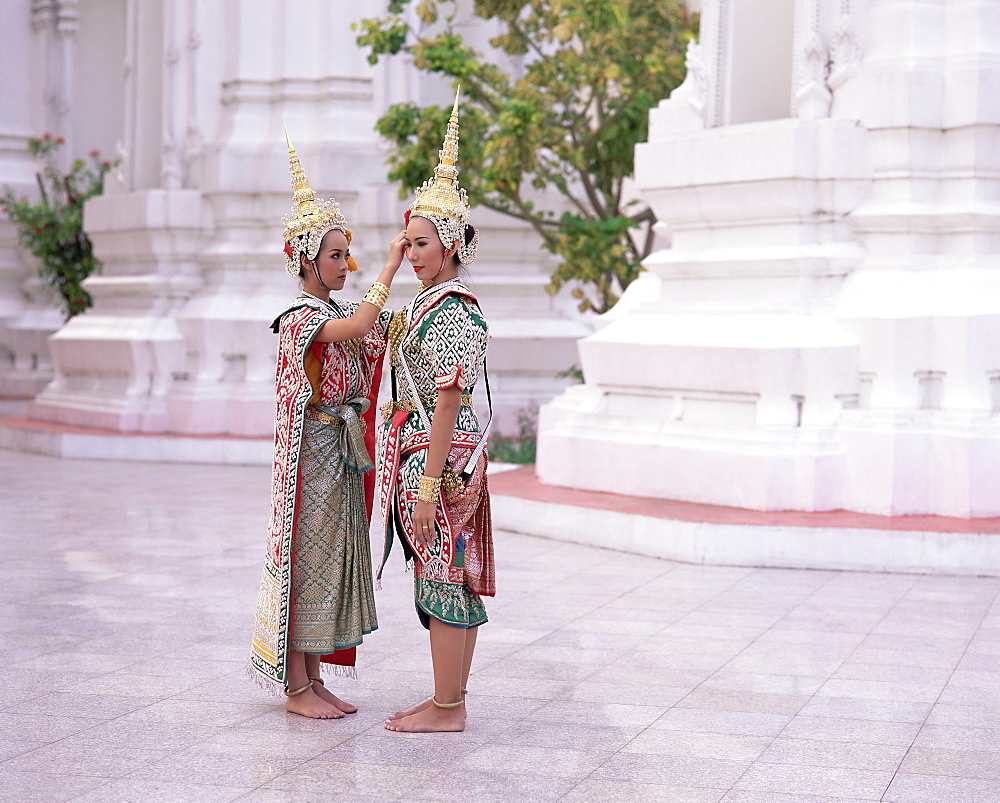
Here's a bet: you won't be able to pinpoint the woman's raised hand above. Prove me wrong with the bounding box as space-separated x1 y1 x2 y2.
385 230 408 273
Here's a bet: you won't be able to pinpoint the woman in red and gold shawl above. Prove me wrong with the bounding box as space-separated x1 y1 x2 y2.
250 129 406 719
378 91 495 733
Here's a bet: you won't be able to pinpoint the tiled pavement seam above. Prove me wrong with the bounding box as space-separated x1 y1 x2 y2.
879 582 1000 802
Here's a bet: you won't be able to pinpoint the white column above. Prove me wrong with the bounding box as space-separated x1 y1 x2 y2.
31 0 203 431
539 0 866 512
162 0 381 435
0 1 64 403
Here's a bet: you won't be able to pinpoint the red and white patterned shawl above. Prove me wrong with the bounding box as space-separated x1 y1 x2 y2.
250 296 386 690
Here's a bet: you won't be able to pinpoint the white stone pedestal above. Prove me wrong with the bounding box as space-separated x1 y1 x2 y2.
0 215 63 403
31 189 203 431
538 0 1000 518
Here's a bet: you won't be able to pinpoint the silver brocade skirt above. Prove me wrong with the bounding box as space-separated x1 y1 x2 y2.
289 408 378 653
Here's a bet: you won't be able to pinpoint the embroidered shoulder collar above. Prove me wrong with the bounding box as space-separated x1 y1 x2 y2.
409 281 478 328
270 294 346 333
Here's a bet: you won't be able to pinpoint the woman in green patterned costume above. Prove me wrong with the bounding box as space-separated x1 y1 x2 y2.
378 92 496 734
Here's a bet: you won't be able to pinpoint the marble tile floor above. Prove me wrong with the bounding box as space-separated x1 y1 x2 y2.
2 448 1000 801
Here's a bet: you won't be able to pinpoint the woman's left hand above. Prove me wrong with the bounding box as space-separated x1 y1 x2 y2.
412 500 437 549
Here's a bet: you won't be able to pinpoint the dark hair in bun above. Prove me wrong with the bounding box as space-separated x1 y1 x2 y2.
456 224 477 270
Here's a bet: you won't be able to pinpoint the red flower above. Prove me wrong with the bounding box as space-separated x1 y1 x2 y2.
34 227 42 234
102 161 111 169
56 137 64 144
89 149 100 157
67 195 76 204
42 132 51 139
404 209 411 226
283 241 294 259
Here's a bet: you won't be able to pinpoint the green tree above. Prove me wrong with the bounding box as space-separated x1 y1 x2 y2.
1 134 115 319
357 0 695 313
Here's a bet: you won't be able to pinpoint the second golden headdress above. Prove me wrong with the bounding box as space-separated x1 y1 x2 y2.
406 89 478 265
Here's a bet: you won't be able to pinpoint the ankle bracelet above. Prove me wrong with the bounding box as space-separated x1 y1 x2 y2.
284 680 313 697
431 696 464 709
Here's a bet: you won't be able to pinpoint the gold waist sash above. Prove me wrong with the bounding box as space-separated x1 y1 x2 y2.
305 405 367 435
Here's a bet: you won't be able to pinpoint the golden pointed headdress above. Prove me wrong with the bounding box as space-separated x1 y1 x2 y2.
280 126 356 277
407 88 478 265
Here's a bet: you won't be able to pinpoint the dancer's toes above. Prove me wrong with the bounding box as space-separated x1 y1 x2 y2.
387 697 432 721
285 687 345 719
332 697 357 714
310 678 358 714
384 702 465 733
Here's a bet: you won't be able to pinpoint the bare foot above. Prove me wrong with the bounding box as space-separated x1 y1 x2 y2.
388 690 466 721
285 686 345 719
384 702 466 733
311 680 358 714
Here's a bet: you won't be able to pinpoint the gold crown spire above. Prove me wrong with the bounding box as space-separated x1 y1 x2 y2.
284 126 318 218
410 88 467 222
408 88 478 264
281 125 351 276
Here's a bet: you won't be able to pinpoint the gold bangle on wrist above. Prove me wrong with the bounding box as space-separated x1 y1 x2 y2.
417 474 442 504
362 282 390 311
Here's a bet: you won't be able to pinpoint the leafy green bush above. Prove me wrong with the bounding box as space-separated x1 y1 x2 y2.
488 408 538 465
1 134 115 318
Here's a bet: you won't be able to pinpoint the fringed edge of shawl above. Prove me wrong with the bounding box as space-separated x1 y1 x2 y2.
320 662 358 681
246 662 357 695
246 664 284 698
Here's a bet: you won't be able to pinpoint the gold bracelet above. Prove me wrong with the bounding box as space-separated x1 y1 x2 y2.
362 282 390 310
362 290 389 310
417 474 442 504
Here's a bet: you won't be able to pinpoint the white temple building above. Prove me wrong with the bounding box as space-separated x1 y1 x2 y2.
0 0 587 442
537 0 1000 518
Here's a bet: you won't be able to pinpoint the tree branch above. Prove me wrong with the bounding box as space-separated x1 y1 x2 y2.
506 16 552 63
566 128 608 219
476 194 561 248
